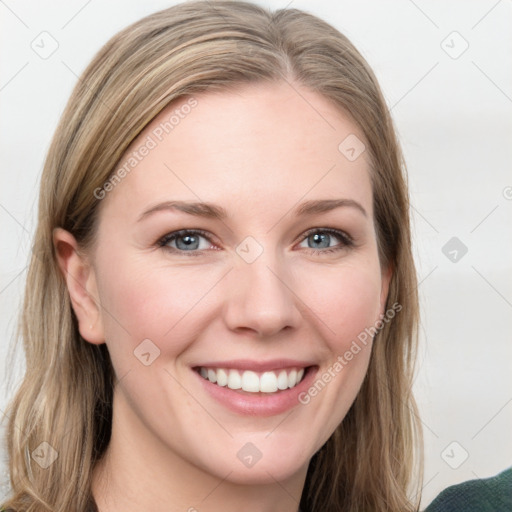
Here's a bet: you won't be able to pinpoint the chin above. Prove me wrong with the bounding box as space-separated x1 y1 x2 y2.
225 457 310 485
195 438 313 485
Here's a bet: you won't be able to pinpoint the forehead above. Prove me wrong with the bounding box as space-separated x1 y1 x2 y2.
99 80 372 222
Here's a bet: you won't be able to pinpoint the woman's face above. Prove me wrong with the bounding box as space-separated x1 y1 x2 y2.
83 81 390 485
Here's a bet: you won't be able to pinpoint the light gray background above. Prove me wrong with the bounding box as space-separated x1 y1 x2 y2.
1 0 511 508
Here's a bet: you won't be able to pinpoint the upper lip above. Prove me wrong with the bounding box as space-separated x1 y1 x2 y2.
192 359 315 372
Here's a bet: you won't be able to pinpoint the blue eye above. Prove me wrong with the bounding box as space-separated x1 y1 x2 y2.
158 228 353 256
158 229 213 255
298 228 353 255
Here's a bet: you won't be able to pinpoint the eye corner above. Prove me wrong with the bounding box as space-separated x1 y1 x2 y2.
156 228 217 255
296 227 355 255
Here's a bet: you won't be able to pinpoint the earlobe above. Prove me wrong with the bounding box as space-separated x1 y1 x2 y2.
53 227 105 344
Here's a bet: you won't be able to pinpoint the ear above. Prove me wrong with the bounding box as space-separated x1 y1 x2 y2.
379 263 393 317
53 227 105 344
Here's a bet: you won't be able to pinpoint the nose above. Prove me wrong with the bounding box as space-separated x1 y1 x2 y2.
223 249 302 339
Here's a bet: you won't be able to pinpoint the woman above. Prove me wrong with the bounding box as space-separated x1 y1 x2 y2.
3 1 423 510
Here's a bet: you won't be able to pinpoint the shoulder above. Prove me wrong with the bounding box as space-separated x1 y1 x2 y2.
424 467 512 512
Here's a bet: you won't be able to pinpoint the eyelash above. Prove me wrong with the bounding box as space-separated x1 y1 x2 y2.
157 228 354 257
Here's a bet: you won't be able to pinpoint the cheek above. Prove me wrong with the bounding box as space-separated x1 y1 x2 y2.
94 256 219 360
292 262 383 449
300 261 383 349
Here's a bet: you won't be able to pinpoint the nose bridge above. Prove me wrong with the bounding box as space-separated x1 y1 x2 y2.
224 238 301 337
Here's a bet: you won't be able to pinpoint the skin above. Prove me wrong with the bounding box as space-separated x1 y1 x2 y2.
55 80 391 512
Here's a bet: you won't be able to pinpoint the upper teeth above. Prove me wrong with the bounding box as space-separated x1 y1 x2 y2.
199 367 305 393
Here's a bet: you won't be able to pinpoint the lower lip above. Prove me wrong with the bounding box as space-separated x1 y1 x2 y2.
193 367 318 416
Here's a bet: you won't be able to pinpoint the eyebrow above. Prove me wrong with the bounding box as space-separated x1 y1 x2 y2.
137 198 367 222
296 198 367 218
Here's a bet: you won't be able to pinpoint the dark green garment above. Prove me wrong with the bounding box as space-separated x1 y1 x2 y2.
424 467 512 511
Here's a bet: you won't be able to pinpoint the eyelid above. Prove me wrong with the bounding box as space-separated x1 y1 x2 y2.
298 227 353 245
157 229 217 253
157 227 354 255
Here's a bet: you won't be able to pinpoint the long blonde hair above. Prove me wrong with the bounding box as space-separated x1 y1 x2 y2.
2 1 422 510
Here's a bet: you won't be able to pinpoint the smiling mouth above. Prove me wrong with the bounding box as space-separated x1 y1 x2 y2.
194 366 311 393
